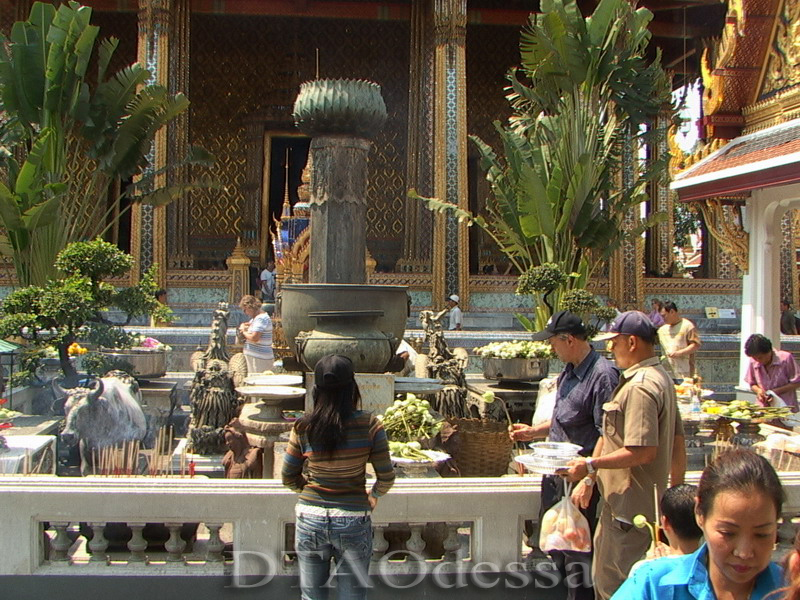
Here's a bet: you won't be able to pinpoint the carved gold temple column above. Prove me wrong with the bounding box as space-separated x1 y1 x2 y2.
610 138 644 310
779 211 798 306
399 0 435 273
431 0 469 306
167 0 193 269
647 112 675 276
134 0 171 284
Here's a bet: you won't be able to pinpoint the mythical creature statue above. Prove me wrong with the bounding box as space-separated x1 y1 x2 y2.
187 304 241 454
204 302 231 363
418 309 468 418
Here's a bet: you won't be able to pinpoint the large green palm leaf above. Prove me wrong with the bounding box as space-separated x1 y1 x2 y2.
0 1 212 286
415 0 673 330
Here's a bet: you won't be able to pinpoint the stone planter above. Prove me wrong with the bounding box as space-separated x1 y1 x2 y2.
99 349 166 379
38 357 76 382
482 357 550 382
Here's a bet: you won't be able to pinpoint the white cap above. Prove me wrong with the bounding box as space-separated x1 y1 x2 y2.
448 294 460 303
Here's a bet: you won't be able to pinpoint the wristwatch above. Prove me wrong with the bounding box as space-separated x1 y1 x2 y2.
585 457 596 475
583 476 595 487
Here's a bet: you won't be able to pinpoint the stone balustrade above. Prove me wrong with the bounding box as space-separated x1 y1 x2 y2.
2 473 800 580
0 477 539 578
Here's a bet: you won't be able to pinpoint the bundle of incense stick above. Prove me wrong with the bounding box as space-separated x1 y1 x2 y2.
84 426 191 477
95 440 141 476
146 426 174 476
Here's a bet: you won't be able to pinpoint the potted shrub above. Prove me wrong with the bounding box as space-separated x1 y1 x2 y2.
0 239 172 385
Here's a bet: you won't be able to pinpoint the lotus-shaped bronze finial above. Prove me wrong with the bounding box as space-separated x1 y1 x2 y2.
292 79 387 139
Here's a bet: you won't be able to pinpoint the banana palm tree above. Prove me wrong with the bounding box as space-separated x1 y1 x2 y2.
414 0 672 329
0 1 212 286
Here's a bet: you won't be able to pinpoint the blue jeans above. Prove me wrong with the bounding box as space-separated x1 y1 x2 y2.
295 513 373 600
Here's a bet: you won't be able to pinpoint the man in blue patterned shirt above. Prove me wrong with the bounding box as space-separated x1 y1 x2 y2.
510 310 619 600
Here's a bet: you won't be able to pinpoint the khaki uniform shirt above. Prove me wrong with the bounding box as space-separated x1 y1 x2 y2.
658 318 700 378
597 356 683 523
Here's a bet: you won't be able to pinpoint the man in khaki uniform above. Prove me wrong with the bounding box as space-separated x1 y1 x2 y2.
658 301 701 378
561 311 686 600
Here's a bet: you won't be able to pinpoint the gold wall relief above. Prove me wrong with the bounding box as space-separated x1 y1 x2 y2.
779 210 797 305
696 199 750 273
400 0 435 273
762 0 800 96
188 15 409 269
167 0 193 269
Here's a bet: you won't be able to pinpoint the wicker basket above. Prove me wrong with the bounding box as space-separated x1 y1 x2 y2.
450 418 514 477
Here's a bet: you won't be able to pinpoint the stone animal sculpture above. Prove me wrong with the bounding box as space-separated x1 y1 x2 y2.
59 373 147 475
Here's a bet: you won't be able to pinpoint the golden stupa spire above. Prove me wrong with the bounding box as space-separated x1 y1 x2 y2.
281 148 291 218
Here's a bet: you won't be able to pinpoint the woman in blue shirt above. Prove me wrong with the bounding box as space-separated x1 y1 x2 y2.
612 448 784 599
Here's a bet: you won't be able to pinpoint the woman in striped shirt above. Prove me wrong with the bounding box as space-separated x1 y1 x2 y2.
282 355 395 600
237 295 274 374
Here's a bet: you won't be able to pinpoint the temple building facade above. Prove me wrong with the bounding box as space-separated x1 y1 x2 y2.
2 0 798 328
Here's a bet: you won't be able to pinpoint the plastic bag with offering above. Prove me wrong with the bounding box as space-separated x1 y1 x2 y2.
539 487 592 553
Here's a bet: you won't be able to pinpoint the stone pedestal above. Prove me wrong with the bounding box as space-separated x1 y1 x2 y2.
0 435 57 475
238 403 294 478
139 381 178 447
304 372 394 416
170 438 225 476
465 376 540 424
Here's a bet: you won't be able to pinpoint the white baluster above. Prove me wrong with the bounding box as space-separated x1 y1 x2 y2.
406 524 426 558
164 523 187 563
49 522 72 562
87 522 109 564
372 525 389 562
442 522 462 561
127 523 148 563
205 523 225 562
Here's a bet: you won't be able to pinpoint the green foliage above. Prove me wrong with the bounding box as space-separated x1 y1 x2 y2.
517 263 569 295
413 0 672 331
561 288 599 315
84 323 138 350
558 288 617 338
673 203 700 250
38 275 96 331
82 351 134 377
8 346 48 388
113 265 162 320
54 239 133 280
0 2 213 286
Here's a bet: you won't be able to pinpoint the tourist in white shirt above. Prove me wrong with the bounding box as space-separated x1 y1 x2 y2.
260 259 276 303
446 294 462 330
238 295 274 374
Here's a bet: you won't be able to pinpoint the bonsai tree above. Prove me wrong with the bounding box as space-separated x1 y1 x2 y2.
0 1 214 286
413 0 672 330
0 239 170 383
